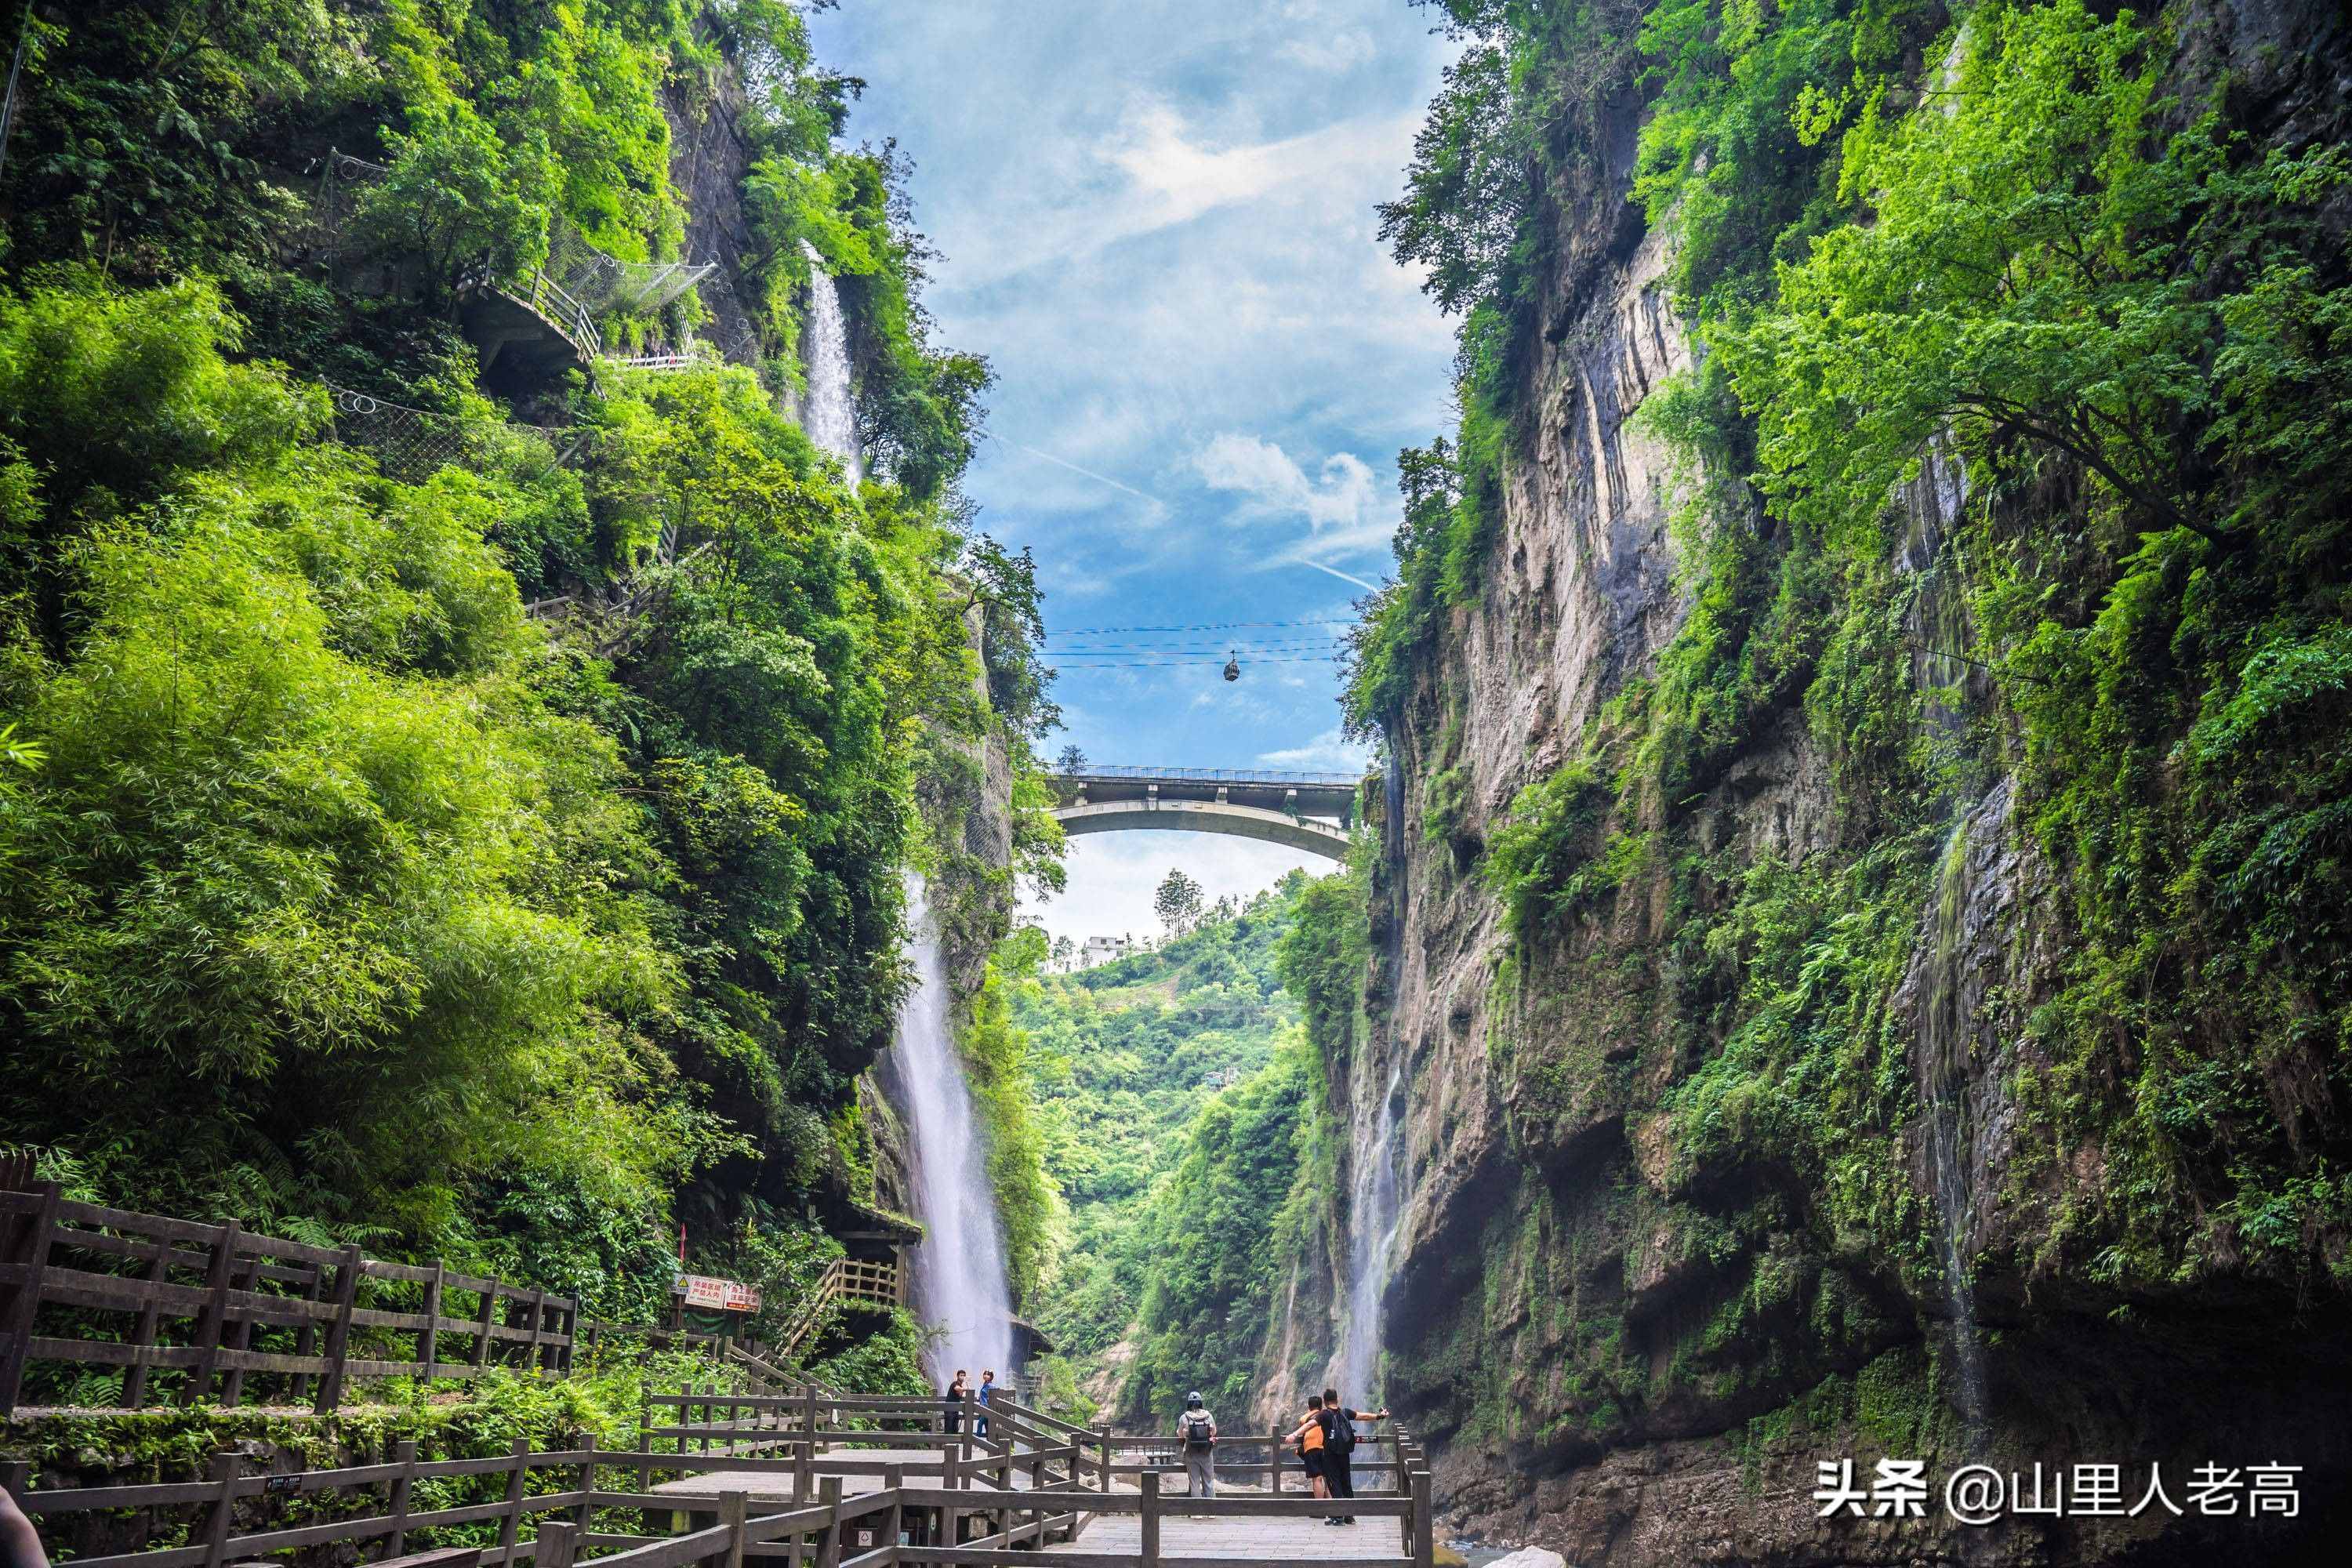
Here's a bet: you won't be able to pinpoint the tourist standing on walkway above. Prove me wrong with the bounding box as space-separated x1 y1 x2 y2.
1176 1392 1218 1496
1284 1395 1333 1516
975 1370 995 1438
1320 1386 1390 1525
943 1369 968 1434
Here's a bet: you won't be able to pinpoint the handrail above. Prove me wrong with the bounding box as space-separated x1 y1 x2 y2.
0 1173 574 1417
1053 764 1363 786
7 1423 1441 1568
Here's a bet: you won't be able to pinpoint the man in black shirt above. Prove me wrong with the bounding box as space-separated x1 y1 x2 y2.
1320 1385 1391 1525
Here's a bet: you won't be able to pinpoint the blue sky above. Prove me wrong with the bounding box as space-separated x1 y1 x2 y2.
805 0 1459 939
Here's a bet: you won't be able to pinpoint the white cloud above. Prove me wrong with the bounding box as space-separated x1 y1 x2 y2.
1279 31 1376 73
1258 727 1370 772
1189 433 1399 561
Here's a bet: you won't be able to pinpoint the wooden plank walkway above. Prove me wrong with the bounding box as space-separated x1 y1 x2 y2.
1049 1510 1410 1563
650 1450 1034 1499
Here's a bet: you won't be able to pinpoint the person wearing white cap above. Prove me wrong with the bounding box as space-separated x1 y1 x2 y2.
1175 1391 1218 1496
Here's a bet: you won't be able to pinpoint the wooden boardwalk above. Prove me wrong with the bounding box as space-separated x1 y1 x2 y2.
1048 1509 1410 1563
652 1450 1033 1499
8 1385 1436 1568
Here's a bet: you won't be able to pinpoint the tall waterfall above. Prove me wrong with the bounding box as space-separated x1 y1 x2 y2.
799 241 862 479
878 873 1014 1385
1338 1063 1405 1399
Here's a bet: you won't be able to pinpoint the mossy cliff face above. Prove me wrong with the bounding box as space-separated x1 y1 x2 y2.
1357 5 2352 1563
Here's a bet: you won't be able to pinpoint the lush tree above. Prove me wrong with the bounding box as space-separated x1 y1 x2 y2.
1154 868 1205 938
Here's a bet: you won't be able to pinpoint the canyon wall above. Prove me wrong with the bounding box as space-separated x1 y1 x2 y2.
1359 8 2352 1564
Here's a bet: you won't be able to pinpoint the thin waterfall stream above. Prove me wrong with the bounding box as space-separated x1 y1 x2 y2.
1340 1062 1406 1397
1922 817 1991 1449
878 873 1016 1384
799 241 862 480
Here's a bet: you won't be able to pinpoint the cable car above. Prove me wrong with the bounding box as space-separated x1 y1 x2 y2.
1222 652 1240 682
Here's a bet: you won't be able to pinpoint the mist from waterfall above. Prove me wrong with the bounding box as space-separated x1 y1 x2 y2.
799 241 862 480
878 873 1014 1386
1338 1062 1405 1399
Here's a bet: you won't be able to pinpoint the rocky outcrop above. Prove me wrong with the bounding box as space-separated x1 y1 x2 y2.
1355 9 2352 1564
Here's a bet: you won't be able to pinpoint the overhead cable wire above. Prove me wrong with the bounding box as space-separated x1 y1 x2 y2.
1042 655 1343 669
1042 617 1356 635
1040 641 1346 655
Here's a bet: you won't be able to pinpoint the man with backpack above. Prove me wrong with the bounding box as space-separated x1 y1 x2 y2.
1320 1386 1391 1525
1175 1392 1218 1496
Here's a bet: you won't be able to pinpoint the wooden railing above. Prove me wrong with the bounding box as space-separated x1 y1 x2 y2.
769 1258 900 1363
0 1169 893 1418
0 1173 575 1418
5 1390 1441 1568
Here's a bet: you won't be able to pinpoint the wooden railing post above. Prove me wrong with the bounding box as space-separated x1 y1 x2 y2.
288 1258 328 1407
199 1450 241 1568
495 1438 530 1567
1139 1467 1160 1567
216 1247 262 1407
879 1464 903 1555
535 1519 579 1568
1269 1425 1283 1493
0 1181 57 1417
314 1243 362 1414
420 1264 445 1385
1410 1468 1434 1568
119 1228 172 1408
942 1436 963 1546
637 1388 658 1536
388 1438 419 1557
525 1287 547 1373
473 1280 500 1368
720 1490 747 1568
815 1475 843 1568
183 1221 241 1406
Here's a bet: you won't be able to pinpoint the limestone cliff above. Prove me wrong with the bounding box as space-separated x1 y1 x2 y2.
1352 6 2352 1564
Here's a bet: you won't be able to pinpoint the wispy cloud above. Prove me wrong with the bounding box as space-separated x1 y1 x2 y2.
1189 433 1399 561
808 0 1454 825
1293 558 1382 593
1014 442 1167 513
1259 727 1370 771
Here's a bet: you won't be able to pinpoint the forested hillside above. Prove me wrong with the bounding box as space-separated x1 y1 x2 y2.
0 0 1056 1342
1001 873 1346 1425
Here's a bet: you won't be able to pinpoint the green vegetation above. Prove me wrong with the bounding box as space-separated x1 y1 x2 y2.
0 0 1048 1356
1004 873 1346 1421
1336 0 2352 1467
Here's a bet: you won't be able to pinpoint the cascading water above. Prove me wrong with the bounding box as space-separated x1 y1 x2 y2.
1920 818 1991 1450
878 873 1014 1384
1338 1063 1406 1398
798 241 862 480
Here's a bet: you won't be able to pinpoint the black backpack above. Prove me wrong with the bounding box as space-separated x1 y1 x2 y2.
1185 1414 1213 1449
1322 1408 1352 1451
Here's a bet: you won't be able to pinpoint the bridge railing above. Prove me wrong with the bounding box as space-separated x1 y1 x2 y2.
1054 764 1365 787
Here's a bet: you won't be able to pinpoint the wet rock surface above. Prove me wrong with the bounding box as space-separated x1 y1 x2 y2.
1356 7 2352 1563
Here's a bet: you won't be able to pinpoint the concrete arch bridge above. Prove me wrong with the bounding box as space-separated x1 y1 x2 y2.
1047 766 1368 861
